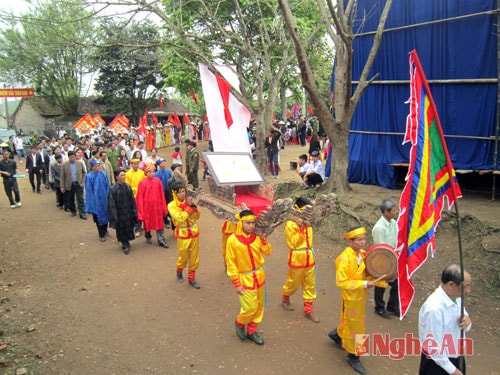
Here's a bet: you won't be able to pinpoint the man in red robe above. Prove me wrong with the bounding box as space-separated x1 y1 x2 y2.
136 162 169 247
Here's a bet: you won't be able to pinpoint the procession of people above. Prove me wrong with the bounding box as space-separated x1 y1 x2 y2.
0 117 473 375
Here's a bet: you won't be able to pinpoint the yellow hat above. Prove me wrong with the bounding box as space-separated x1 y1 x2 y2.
144 162 156 173
344 227 367 240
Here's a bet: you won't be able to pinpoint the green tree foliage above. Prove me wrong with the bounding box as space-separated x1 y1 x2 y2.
0 0 96 116
93 20 165 121
126 0 328 172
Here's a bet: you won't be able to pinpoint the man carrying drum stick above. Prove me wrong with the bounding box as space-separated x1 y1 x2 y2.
372 199 400 318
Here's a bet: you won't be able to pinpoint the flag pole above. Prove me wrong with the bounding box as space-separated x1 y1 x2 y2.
412 50 466 372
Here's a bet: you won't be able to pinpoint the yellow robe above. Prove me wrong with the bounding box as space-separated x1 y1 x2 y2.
335 246 386 354
226 232 272 325
282 220 316 303
125 168 145 197
168 200 200 271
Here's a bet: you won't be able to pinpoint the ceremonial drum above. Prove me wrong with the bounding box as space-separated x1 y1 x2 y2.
364 244 398 278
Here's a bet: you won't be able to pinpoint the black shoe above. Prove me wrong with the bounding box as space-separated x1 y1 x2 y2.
176 271 183 283
71 211 77 217
64 208 70 212
346 355 366 374
80 214 87 220
37 191 42 194
122 242 130 254
146 237 153 245
189 280 201 289
159 241 169 248
246 332 264 345
328 329 343 349
234 321 246 340
375 309 392 319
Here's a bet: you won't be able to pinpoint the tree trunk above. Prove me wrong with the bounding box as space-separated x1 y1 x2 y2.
253 110 269 176
280 81 287 121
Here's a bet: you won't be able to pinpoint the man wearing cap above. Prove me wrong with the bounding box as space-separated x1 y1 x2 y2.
108 169 138 254
61 151 87 219
280 197 319 323
155 159 172 192
168 181 201 288
84 160 110 241
327 226 388 375
225 210 272 345
106 142 119 171
0 149 21 208
126 157 146 236
186 141 200 190
136 163 169 248
303 150 325 189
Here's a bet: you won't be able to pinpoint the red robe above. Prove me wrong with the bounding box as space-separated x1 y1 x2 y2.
136 177 168 231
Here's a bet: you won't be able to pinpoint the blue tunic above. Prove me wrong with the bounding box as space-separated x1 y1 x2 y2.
84 171 110 225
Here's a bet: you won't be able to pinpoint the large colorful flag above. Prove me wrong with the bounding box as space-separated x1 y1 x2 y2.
397 50 462 319
159 93 164 108
199 63 251 152
183 113 191 124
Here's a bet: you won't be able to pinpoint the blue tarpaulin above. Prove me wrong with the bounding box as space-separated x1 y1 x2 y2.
338 0 498 188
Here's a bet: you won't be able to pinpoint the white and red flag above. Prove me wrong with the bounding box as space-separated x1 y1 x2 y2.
199 63 251 153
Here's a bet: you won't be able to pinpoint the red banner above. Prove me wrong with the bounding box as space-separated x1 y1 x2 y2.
0 88 35 98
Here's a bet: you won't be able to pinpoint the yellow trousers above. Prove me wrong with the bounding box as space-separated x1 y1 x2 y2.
237 286 265 326
282 266 316 302
176 237 200 271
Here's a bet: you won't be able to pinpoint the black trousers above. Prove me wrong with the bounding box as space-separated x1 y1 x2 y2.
29 169 42 192
419 353 465 374
92 214 108 238
55 187 65 207
3 177 20 205
66 182 85 215
374 279 399 313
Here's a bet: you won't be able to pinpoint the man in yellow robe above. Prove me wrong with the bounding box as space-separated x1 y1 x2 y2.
328 226 388 375
225 210 272 345
168 181 201 289
280 197 319 323
125 158 146 237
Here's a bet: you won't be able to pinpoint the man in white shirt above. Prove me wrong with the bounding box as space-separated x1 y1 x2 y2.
372 199 399 318
296 154 310 180
303 151 325 189
419 264 472 375
13 134 26 163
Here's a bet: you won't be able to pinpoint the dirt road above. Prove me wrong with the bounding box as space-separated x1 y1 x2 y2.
0 143 498 374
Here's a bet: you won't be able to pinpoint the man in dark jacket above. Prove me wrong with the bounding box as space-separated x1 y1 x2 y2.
108 169 138 254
